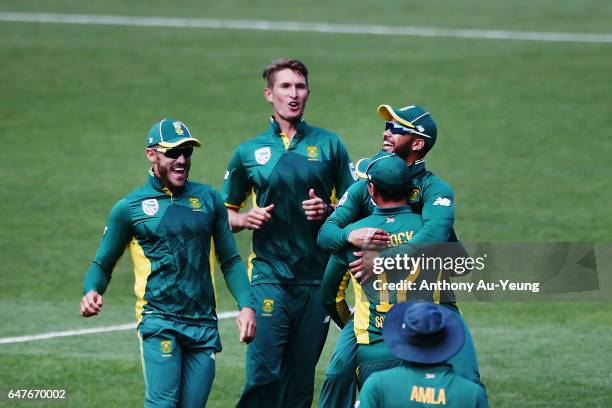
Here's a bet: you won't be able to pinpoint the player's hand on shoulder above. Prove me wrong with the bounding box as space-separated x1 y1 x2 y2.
236 307 256 343
348 227 390 249
80 290 103 317
303 188 329 221
244 204 275 230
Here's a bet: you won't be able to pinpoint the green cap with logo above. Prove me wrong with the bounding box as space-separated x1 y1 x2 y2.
146 118 202 148
378 104 437 149
366 152 412 193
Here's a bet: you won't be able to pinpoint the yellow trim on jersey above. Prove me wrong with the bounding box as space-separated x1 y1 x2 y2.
352 277 371 344
335 271 352 325
330 187 338 205
397 265 421 303
279 132 291 150
210 238 217 307
130 238 152 323
375 272 391 312
224 202 241 209
433 270 442 304
247 249 256 282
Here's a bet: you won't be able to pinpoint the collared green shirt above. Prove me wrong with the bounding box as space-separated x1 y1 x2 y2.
222 118 356 285
83 171 252 324
358 363 488 408
318 159 459 253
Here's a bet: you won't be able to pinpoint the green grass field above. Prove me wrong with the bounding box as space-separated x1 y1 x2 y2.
1 1 611 407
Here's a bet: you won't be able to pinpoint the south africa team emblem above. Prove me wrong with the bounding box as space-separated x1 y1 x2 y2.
262 299 275 314
306 146 318 160
161 340 173 355
141 199 159 216
254 147 271 165
189 197 201 209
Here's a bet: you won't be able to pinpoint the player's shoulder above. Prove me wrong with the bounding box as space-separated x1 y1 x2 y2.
447 372 487 398
303 123 347 147
422 169 454 196
304 123 339 138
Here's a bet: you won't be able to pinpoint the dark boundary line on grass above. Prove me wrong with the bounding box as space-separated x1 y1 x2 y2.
0 12 611 43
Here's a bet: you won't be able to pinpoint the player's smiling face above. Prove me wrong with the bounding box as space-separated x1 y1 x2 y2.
265 68 309 123
147 147 192 192
382 126 414 158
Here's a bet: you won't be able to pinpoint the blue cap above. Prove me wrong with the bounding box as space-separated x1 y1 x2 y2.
382 302 465 364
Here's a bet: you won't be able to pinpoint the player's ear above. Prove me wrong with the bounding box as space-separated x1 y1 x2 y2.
145 148 157 164
412 138 426 152
264 87 273 103
367 182 375 198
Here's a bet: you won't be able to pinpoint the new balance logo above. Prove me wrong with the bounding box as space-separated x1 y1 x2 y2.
433 197 452 207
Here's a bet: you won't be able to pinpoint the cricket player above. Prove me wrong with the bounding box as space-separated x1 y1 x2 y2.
318 105 483 407
222 58 356 407
320 153 476 389
80 119 256 408
358 302 489 408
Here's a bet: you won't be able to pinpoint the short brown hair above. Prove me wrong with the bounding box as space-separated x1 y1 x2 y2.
262 58 309 88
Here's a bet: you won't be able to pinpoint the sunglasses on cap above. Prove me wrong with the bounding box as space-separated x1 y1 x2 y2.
385 121 430 138
154 146 194 159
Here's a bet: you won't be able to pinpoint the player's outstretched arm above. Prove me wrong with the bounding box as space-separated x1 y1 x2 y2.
80 199 132 316
213 191 256 317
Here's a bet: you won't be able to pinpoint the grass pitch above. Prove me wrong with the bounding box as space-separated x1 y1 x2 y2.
1 1 611 407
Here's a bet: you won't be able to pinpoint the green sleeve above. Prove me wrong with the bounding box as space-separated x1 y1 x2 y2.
212 191 252 309
412 178 455 243
357 373 381 408
477 387 490 408
320 252 352 329
332 136 356 199
83 199 132 295
318 180 369 252
221 146 249 208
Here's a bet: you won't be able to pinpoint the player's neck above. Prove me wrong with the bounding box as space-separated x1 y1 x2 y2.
375 199 409 208
274 114 299 140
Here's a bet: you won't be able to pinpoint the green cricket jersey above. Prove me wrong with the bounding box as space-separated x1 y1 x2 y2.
222 118 356 285
83 170 252 324
358 364 489 408
318 159 458 252
321 205 453 345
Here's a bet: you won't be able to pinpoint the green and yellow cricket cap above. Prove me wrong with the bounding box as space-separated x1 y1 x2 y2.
146 118 202 148
366 152 412 193
378 104 437 149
